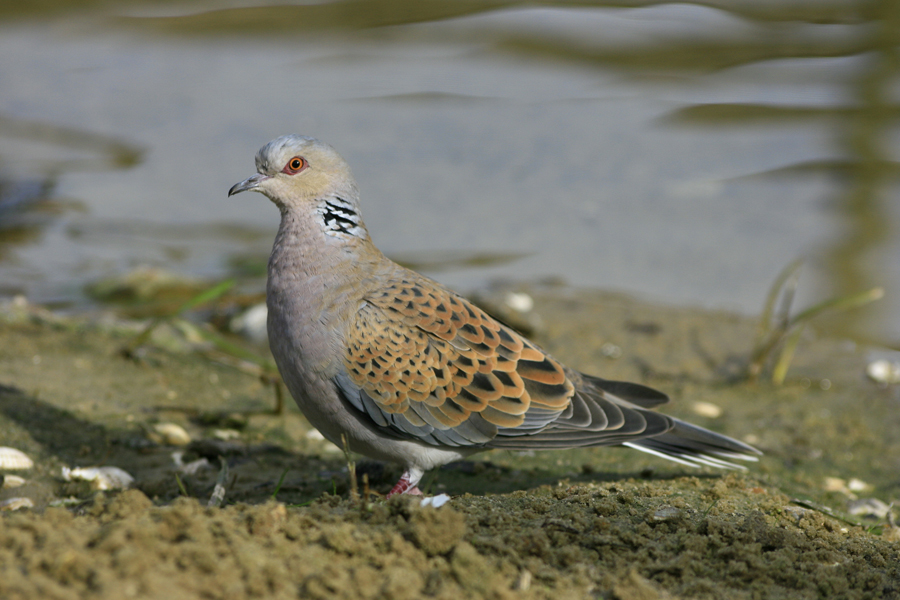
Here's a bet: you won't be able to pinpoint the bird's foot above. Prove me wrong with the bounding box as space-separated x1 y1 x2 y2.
386 469 424 497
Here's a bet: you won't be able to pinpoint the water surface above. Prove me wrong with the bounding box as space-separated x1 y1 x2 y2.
0 0 897 346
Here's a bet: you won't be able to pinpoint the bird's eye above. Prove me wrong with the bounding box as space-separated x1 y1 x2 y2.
283 156 307 175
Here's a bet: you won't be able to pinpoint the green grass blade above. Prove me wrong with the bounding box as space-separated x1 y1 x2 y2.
271 467 290 501
756 258 803 346
175 473 188 497
173 278 236 315
124 278 237 355
771 324 805 385
188 322 278 371
789 287 884 327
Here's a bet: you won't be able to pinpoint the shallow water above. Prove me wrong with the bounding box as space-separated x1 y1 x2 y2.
0 0 898 347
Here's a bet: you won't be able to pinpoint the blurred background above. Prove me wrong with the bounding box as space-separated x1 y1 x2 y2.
0 0 897 348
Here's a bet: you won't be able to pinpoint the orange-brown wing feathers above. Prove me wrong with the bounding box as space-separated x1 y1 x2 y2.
344 277 574 434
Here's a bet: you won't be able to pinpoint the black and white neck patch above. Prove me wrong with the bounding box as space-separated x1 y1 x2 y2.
316 196 366 238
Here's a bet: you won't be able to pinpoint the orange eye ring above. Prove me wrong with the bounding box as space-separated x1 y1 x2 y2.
283 156 307 175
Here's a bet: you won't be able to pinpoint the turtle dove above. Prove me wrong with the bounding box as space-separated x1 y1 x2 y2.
228 135 760 496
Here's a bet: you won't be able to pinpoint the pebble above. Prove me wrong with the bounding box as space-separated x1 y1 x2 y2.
783 505 810 522
305 428 341 453
600 343 622 359
213 429 242 441
231 303 269 344
180 458 211 476
173 452 209 476
1 474 26 488
420 493 451 508
0 497 33 511
152 423 192 446
867 359 900 385
62 466 134 490
48 497 83 507
691 401 723 419
504 292 534 313
823 476 856 498
651 506 683 521
513 570 532 592
847 478 871 493
848 498 893 520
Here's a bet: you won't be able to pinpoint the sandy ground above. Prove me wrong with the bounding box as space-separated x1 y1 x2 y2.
1 282 899 599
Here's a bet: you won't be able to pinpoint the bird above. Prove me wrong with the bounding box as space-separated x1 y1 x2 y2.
228 134 761 497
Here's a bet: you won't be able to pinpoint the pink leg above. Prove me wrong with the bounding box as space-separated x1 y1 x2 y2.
386 468 424 497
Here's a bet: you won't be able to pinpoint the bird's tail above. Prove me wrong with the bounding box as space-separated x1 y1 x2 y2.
624 419 761 470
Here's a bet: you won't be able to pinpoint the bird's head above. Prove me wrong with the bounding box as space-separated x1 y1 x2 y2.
228 135 359 211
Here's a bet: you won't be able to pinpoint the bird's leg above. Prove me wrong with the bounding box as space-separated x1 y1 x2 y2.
387 467 424 497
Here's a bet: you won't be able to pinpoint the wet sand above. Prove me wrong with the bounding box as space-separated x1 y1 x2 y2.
1 283 898 599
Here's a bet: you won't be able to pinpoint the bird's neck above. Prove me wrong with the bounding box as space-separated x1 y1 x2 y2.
266 200 388 371
269 195 377 276
314 195 368 240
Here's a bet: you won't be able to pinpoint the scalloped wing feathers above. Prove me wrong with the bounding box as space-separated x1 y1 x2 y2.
338 275 684 450
345 278 572 428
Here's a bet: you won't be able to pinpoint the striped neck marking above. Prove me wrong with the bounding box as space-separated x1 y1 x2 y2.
317 196 365 238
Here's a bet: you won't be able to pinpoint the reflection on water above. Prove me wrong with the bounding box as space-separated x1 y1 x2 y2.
124 0 508 33
0 0 897 347
825 4 900 343
0 176 57 263
494 1 899 345
0 116 143 289
0 115 142 171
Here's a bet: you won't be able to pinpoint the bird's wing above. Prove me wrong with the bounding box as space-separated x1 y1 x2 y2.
334 275 673 449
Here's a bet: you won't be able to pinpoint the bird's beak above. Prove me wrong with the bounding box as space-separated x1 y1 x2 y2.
228 173 269 197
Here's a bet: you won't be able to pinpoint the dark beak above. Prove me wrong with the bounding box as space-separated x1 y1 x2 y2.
228 173 269 196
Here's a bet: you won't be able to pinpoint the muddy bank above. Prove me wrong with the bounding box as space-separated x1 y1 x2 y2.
1 283 898 599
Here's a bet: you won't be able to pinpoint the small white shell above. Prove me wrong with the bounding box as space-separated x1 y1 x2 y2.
691 401 723 419
867 359 900 385
652 506 683 521
230 303 269 344
824 476 849 492
0 447 34 470
213 429 241 441
2 474 26 488
179 458 210 476
48 497 83 507
419 493 451 508
847 478 871 493
62 466 134 490
504 292 534 313
600 343 622 359
848 498 893 519
153 423 192 446
0 497 34 511
513 570 532 592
